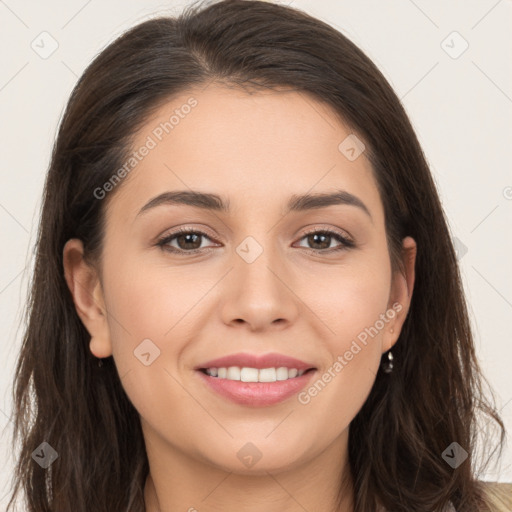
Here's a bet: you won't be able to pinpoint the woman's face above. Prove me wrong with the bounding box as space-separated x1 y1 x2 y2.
65 84 416 474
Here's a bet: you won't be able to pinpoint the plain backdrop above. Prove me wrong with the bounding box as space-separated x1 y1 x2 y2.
1 0 511 505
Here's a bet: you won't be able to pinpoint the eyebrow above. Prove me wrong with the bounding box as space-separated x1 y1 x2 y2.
137 189 372 219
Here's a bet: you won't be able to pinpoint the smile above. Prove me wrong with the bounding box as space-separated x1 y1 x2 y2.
196 367 317 407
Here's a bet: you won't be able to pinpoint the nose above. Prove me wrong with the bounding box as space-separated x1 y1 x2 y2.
219 238 301 332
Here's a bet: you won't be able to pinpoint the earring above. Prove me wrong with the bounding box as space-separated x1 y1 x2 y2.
381 351 394 373
97 358 104 368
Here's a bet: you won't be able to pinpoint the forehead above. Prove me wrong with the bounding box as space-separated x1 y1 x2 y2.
104 84 383 225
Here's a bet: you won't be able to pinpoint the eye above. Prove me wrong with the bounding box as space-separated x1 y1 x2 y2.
295 228 355 253
156 226 355 255
156 228 217 255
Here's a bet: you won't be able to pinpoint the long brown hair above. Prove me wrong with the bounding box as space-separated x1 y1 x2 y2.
6 1 506 510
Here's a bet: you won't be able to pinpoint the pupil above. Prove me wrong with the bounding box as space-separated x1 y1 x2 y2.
179 233 200 249
310 233 329 249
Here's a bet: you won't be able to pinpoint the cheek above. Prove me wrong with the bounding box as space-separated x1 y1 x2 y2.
99 253 201 428
293 258 391 419
294 305 387 454
102 246 213 344
301 256 392 344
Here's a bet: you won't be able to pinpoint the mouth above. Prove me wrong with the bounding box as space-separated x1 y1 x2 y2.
194 351 316 374
195 367 317 408
194 352 318 407
197 366 316 382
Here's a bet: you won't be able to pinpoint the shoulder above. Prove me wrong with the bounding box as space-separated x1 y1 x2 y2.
481 481 512 512
376 482 511 512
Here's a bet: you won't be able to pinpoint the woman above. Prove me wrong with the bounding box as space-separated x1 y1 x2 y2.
6 0 509 510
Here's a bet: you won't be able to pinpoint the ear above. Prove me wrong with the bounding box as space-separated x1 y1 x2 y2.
382 236 417 353
62 238 113 359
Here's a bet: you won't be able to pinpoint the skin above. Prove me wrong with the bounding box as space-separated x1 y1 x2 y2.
63 83 416 512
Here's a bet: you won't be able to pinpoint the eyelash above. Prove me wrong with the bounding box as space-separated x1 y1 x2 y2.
156 226 355 256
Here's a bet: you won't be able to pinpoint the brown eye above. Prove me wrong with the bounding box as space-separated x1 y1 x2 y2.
156 227 355 256
296 229 355 253
157 229 217 255
174 232 203 250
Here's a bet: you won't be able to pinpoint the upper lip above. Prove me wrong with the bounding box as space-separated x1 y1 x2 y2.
195 352 316 372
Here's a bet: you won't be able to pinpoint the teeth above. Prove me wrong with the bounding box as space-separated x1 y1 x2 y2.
204 366 308 382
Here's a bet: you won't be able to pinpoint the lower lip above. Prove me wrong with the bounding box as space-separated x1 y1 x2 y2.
196 369 316 407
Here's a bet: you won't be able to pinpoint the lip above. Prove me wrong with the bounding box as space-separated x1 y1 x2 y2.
194 352 316 372
196 368 317 407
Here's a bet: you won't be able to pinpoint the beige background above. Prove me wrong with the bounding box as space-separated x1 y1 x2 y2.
1 0 511 505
